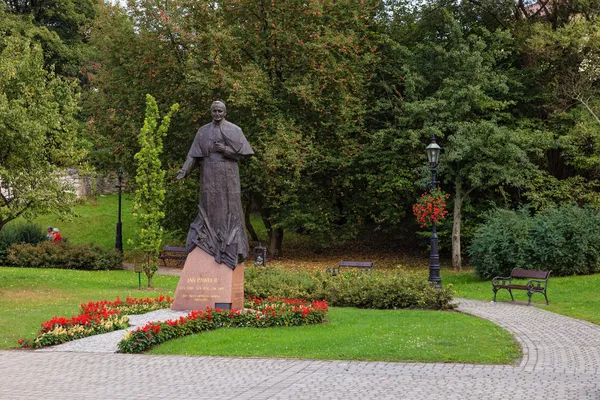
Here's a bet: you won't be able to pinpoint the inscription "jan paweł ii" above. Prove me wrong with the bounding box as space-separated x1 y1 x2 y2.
187 277 218 283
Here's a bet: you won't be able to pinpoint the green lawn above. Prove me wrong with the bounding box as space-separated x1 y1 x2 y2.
0 267 521 364
150 306 520 364
0 267 179 348
442 270 600 325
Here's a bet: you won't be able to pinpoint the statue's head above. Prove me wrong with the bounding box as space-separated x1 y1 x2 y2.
211 101 227 122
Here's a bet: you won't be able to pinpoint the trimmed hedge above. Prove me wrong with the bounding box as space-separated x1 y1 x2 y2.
245 267 455 310
469 206 600 278
6 241 124 270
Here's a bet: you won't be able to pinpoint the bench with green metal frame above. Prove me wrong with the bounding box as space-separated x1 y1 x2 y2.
492 268 551 305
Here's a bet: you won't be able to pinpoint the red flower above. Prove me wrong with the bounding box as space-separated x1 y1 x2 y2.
413 188 450 228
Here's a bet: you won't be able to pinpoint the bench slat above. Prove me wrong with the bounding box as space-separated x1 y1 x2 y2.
339 261 373 268
511 269 550 279
163 246 186 253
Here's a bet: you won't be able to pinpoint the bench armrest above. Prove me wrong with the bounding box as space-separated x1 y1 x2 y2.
492 275 512 285
526 279 548 290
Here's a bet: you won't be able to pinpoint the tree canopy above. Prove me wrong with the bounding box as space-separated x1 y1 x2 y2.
0 7 84 230
5 0 600 262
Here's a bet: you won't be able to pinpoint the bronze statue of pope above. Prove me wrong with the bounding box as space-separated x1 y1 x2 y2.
176 101 254 269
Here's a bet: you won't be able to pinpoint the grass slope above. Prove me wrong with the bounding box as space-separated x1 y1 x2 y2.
15 195 138 251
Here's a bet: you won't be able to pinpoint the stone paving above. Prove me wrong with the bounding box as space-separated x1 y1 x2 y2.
1 298 599 399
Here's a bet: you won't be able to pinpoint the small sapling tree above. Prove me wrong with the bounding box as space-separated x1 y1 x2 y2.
133 94 178 288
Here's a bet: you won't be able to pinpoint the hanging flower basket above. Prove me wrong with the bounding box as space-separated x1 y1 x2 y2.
412 188 450 228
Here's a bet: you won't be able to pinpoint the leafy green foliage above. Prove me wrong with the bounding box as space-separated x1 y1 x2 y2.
0 8 84 231
58 0 600 259
244 267 455 310
529 206 600 276
468 209 533 279
6 241 123 270
2 0 97 77
0 221 45 261
163 166 199 239
85 0 379 253
469 206 600 278
133 94 178 286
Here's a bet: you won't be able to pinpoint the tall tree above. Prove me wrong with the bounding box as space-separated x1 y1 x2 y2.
0 8 84 231
3 0 97 77
210 0 379 255
87 0 379 256
370 5 544 269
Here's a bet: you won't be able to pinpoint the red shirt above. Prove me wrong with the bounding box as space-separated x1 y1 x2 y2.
53 233 62 242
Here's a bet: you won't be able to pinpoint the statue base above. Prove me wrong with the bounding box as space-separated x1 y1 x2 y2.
171 247 244 311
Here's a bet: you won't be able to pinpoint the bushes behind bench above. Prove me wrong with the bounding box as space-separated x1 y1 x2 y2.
245 267 455 310
6 241 124 270
469 206 600 278
0 222 47 263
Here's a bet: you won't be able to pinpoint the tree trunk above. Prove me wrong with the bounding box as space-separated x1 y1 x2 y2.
268 227 283 258
452 181 463 271
260 206 272 241
256 195 284 258
145 253 153 288
244 197 259 242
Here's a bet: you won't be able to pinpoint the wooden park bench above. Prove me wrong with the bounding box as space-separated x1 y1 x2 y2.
326 261 374 276
492 268 551 305
158 246 187 268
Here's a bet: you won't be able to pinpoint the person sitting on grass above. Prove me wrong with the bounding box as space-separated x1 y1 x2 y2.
52 228 62 243
46 226 54 241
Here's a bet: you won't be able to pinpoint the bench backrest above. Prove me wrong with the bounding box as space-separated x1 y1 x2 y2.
339 261 374 268
511 269 551 280
164 246 186 252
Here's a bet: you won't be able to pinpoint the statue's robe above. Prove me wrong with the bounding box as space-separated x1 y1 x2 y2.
182 119 254 269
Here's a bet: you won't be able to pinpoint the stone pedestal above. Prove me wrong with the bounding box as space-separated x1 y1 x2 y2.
171 247 244 311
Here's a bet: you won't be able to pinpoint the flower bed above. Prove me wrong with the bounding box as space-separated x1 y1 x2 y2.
117 297 329 354
18 295 173 348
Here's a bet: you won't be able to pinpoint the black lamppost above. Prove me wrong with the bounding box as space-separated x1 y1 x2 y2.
115 168 123 253
426 136 442 289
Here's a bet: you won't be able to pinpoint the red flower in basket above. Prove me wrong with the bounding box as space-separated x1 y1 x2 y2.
412 188 450 228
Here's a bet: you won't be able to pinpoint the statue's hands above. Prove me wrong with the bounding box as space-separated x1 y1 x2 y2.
176 169 186 180
213 141 226 153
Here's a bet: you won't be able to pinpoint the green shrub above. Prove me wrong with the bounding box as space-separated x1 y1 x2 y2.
6 241 123 270
468 209 533 279
245 267 455 310
0 222 46 262
529 206 600 276
244 267 323 300
316 272 454 309
469 206 600 278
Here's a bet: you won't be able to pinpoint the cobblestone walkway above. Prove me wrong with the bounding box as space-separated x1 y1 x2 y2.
1 299 599 399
